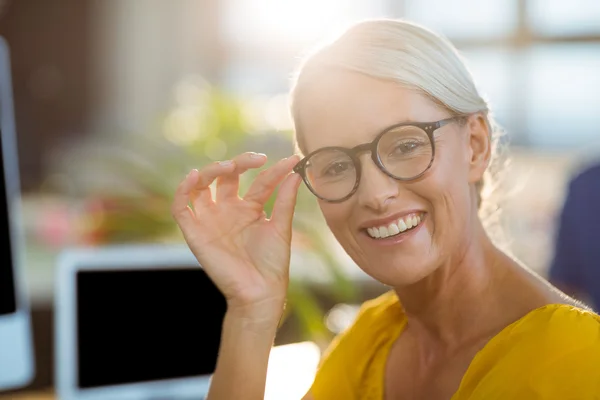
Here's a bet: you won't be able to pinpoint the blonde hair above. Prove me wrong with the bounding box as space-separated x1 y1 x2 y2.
290 19 505 231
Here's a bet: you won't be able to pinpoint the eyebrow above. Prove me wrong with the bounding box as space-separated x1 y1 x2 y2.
379 119 421 131
365 119 418 140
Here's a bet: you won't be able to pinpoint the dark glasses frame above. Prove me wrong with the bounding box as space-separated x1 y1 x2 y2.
293 116 463 203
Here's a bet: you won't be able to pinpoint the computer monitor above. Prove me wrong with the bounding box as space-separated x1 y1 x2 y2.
55 244 226 400
0 36 35 391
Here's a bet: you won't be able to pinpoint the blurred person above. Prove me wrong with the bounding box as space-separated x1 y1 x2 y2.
549 161 600 310
172 20 600 400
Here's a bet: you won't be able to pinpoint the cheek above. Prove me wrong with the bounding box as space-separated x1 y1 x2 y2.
430 141 471 199
420 146 473 232
428 168 469 205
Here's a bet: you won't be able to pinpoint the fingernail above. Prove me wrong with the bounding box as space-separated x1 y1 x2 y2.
219 160 234 166
249 152 266 159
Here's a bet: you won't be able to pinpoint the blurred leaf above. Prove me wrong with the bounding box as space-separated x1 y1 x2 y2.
294 217 358 302
287 280 331 345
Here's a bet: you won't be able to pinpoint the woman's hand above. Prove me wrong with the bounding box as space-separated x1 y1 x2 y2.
172 152 302 322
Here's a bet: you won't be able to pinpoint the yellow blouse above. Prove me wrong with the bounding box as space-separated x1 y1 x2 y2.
310 292 600 399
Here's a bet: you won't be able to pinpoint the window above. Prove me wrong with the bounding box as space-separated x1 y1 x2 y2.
404 0 518 40
528 0 600 36
525 44 600 147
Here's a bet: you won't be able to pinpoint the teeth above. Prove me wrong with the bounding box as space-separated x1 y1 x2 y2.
398 219 407 232
366 214 423 239
367 227 382 238
378 226 389 238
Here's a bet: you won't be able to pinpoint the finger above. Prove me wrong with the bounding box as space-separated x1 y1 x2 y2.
190 160 237 211
243 155 301 206
195 160 237 189
216 152 268 201
172 169 201 224
271 172 302 241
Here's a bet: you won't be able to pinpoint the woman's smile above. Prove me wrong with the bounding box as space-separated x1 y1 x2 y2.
359 211 427 246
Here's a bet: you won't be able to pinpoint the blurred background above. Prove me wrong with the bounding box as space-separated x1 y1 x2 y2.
1 0 600 396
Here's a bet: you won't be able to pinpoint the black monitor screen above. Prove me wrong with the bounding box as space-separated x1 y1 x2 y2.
76 268 226 389
0 129 16 316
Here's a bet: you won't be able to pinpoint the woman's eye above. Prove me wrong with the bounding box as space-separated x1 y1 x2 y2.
393 141 421 154
323 161 352 176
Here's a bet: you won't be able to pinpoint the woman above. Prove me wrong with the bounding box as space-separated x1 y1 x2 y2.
172 19 600 399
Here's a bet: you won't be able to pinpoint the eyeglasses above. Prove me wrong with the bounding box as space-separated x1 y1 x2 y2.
293 116 463 203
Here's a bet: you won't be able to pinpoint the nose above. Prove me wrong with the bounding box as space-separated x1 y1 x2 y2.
356 155 400 212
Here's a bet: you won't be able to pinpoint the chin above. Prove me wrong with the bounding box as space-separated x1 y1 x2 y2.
365 257 437 288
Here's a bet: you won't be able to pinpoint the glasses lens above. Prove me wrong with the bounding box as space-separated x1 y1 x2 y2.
304 149 357 201
377 125 433 179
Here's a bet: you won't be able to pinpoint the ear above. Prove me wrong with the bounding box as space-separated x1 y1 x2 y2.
466 113 491 184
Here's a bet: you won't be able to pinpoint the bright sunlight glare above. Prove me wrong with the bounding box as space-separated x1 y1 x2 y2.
223 0 388 45
265 341 321 400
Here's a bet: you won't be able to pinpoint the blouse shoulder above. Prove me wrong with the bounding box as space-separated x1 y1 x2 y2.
508 303 600 350
456 304 600 399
